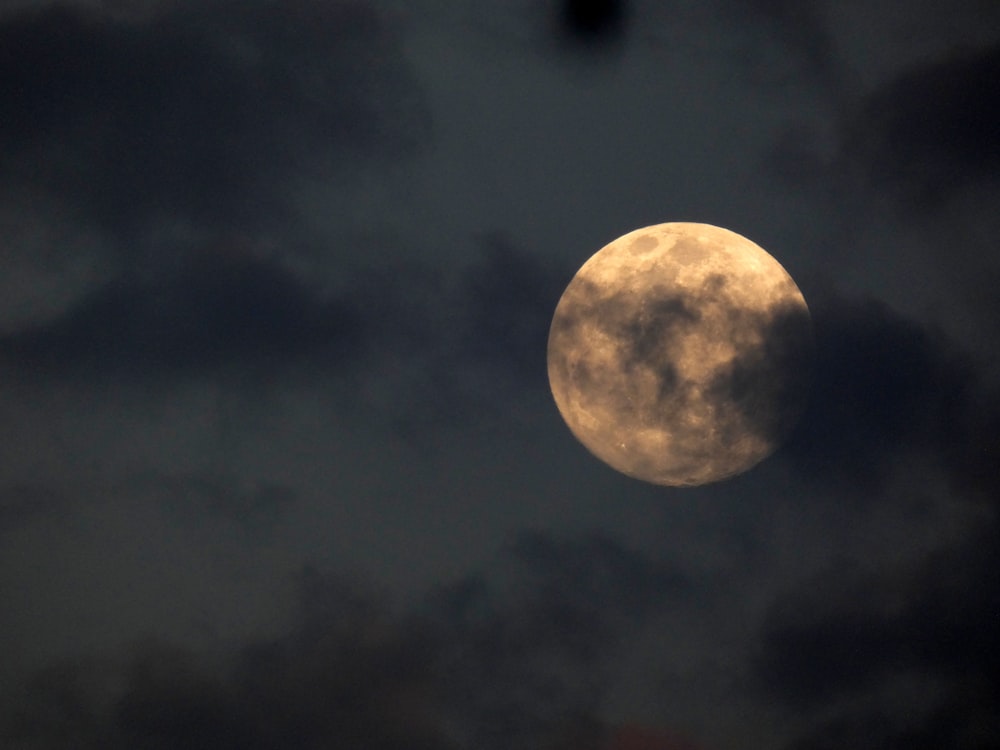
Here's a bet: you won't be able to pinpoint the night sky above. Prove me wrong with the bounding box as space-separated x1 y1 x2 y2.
1 1 999 748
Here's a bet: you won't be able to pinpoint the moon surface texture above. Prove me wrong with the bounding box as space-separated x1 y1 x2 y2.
547 222 813 486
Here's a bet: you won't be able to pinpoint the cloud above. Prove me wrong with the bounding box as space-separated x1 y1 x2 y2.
455 232 569 384
706 296 814 446
0 0 429 235
151 472 298 535
843 43 1000 208
0 0 431 340
780 289 997 499
1 534 692 750
757 518 1000 749
0 241 367 379
753 289 1000 747
2 569 455 750
0 228 568 405
426 531 691 750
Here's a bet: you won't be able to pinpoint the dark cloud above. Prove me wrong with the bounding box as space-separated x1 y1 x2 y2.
707 297 814 446
756 290 1000 747
844 43 1000 208
425 531 691 750
781 290 997 499
2 570 454 750
755 567 904 707
759 519 1000 748
785 698 1000 750
457 232 569 383
4 472 296 542
152 472 298 534
0 0 428 234
349 233 570 429
0 232 568 443
2 535 688 750
0 242 367 379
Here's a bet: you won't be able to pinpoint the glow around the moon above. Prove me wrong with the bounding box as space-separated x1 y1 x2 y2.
547 222 813 486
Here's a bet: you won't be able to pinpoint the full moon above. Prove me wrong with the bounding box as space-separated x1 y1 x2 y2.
547 222 813 486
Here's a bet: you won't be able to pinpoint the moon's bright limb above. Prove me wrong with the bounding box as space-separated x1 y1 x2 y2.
547 222 813 486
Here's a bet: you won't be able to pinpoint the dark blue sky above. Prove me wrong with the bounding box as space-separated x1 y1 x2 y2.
0 1 998 748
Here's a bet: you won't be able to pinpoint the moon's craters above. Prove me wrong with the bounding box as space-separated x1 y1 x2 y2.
547 222 813 486
628 233 659 254
670 237 710 265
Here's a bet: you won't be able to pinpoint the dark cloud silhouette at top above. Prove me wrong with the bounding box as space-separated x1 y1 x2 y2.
0 0 428 234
